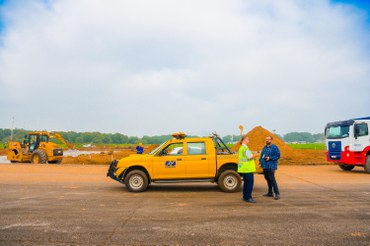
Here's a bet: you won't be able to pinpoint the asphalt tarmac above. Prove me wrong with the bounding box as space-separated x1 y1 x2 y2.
0 164 369 245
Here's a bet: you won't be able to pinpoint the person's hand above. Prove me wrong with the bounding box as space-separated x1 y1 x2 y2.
265 156 270 161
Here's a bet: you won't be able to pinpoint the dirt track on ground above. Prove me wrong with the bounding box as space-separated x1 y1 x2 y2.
0 164 369 245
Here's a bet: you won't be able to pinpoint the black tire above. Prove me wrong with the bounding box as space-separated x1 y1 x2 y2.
125 170 149 192
339 164 355 171
218 170 242 193
48 159 63 164
10 160 18 163
31 149 47 164
364 155 370 173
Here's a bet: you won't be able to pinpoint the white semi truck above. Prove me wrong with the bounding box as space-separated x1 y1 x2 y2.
325 116 370 173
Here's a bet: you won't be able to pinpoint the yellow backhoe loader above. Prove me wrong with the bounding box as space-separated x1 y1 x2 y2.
7 131 74 164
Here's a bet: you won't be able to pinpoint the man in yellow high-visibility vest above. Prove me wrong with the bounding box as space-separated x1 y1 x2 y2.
238 135 259 203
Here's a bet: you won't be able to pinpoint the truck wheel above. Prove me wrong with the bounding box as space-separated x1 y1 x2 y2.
125 170 149 192
339 164 355 171
218 170 241 193
31 150 47 164
364 156 370 173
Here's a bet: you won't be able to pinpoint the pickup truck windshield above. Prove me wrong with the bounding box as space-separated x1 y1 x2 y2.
149 141 168 155
325 125 350 139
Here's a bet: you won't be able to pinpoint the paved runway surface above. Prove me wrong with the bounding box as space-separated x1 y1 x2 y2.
0 164 369 245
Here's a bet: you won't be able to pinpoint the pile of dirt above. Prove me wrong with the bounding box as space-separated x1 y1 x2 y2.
231 126 292 153
246 126 293 155
231 126 327 166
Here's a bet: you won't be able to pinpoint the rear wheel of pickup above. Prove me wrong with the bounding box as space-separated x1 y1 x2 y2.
125 170 149 192
364 156 370 173
218 170 241 192
339 164 355 171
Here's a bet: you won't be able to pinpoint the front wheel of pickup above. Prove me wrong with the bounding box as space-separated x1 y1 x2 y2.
218 170 241 193
125 170 149 192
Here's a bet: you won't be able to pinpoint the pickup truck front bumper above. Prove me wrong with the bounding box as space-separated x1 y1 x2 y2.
107 160 124 184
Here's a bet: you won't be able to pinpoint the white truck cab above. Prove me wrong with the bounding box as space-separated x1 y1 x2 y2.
325 116 370 172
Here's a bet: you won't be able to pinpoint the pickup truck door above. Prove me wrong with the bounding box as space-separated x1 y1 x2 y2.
184 142 212 178
152 143 186 179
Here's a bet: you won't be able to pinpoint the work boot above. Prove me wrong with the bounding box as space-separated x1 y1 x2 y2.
244 198 256 203
274 194 280 200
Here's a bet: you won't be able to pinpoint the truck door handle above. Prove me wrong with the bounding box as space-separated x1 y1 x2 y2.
201 158 206 160
177 158 182 161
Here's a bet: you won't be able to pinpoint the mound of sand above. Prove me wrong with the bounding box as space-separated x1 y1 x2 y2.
231 126 327 165
231 126 292 153
246 126 293 155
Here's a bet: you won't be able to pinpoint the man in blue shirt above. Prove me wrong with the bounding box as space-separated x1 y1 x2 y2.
259 136 281 200
136 143 144 154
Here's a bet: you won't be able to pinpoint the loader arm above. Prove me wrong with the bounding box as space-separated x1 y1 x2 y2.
51 132 75 149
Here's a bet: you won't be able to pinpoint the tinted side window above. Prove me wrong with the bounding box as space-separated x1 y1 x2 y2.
187 142 206 155
355 123 368 137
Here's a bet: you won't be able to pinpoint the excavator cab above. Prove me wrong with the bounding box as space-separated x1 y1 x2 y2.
28 134 40 152
27 133 50 152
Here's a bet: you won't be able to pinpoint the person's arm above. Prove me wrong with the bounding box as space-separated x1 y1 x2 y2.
259 147 265 162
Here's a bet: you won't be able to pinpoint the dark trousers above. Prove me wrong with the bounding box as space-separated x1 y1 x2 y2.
263 169 280 195
242 173 254 200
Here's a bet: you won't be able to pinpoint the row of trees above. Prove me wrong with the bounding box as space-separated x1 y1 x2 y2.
282 132 324 143
0 128 174 145
0 128 324 146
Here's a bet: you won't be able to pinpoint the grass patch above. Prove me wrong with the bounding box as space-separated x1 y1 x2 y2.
288 143 325 150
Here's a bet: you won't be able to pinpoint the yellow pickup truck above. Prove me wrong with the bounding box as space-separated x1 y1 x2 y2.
107 132 260 192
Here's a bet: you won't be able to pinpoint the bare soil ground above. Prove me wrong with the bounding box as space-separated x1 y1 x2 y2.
0 164 369 245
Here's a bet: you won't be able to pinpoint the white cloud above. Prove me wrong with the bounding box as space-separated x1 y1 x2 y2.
0 0 369 136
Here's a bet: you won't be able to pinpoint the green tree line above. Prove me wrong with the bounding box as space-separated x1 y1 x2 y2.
0 128 324 146
0 128 174 145
283 132 324 143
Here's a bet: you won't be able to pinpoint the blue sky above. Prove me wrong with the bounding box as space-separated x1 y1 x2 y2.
332 0 370 30
333 0 370 14
0 0 5 34
1 0 368 37
0 1 369 136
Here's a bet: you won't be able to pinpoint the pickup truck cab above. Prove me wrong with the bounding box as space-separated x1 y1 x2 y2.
107 132 255 192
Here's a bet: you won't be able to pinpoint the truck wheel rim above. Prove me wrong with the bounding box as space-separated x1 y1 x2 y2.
224 175 237 189
33 155 40 163
129 175 143 189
